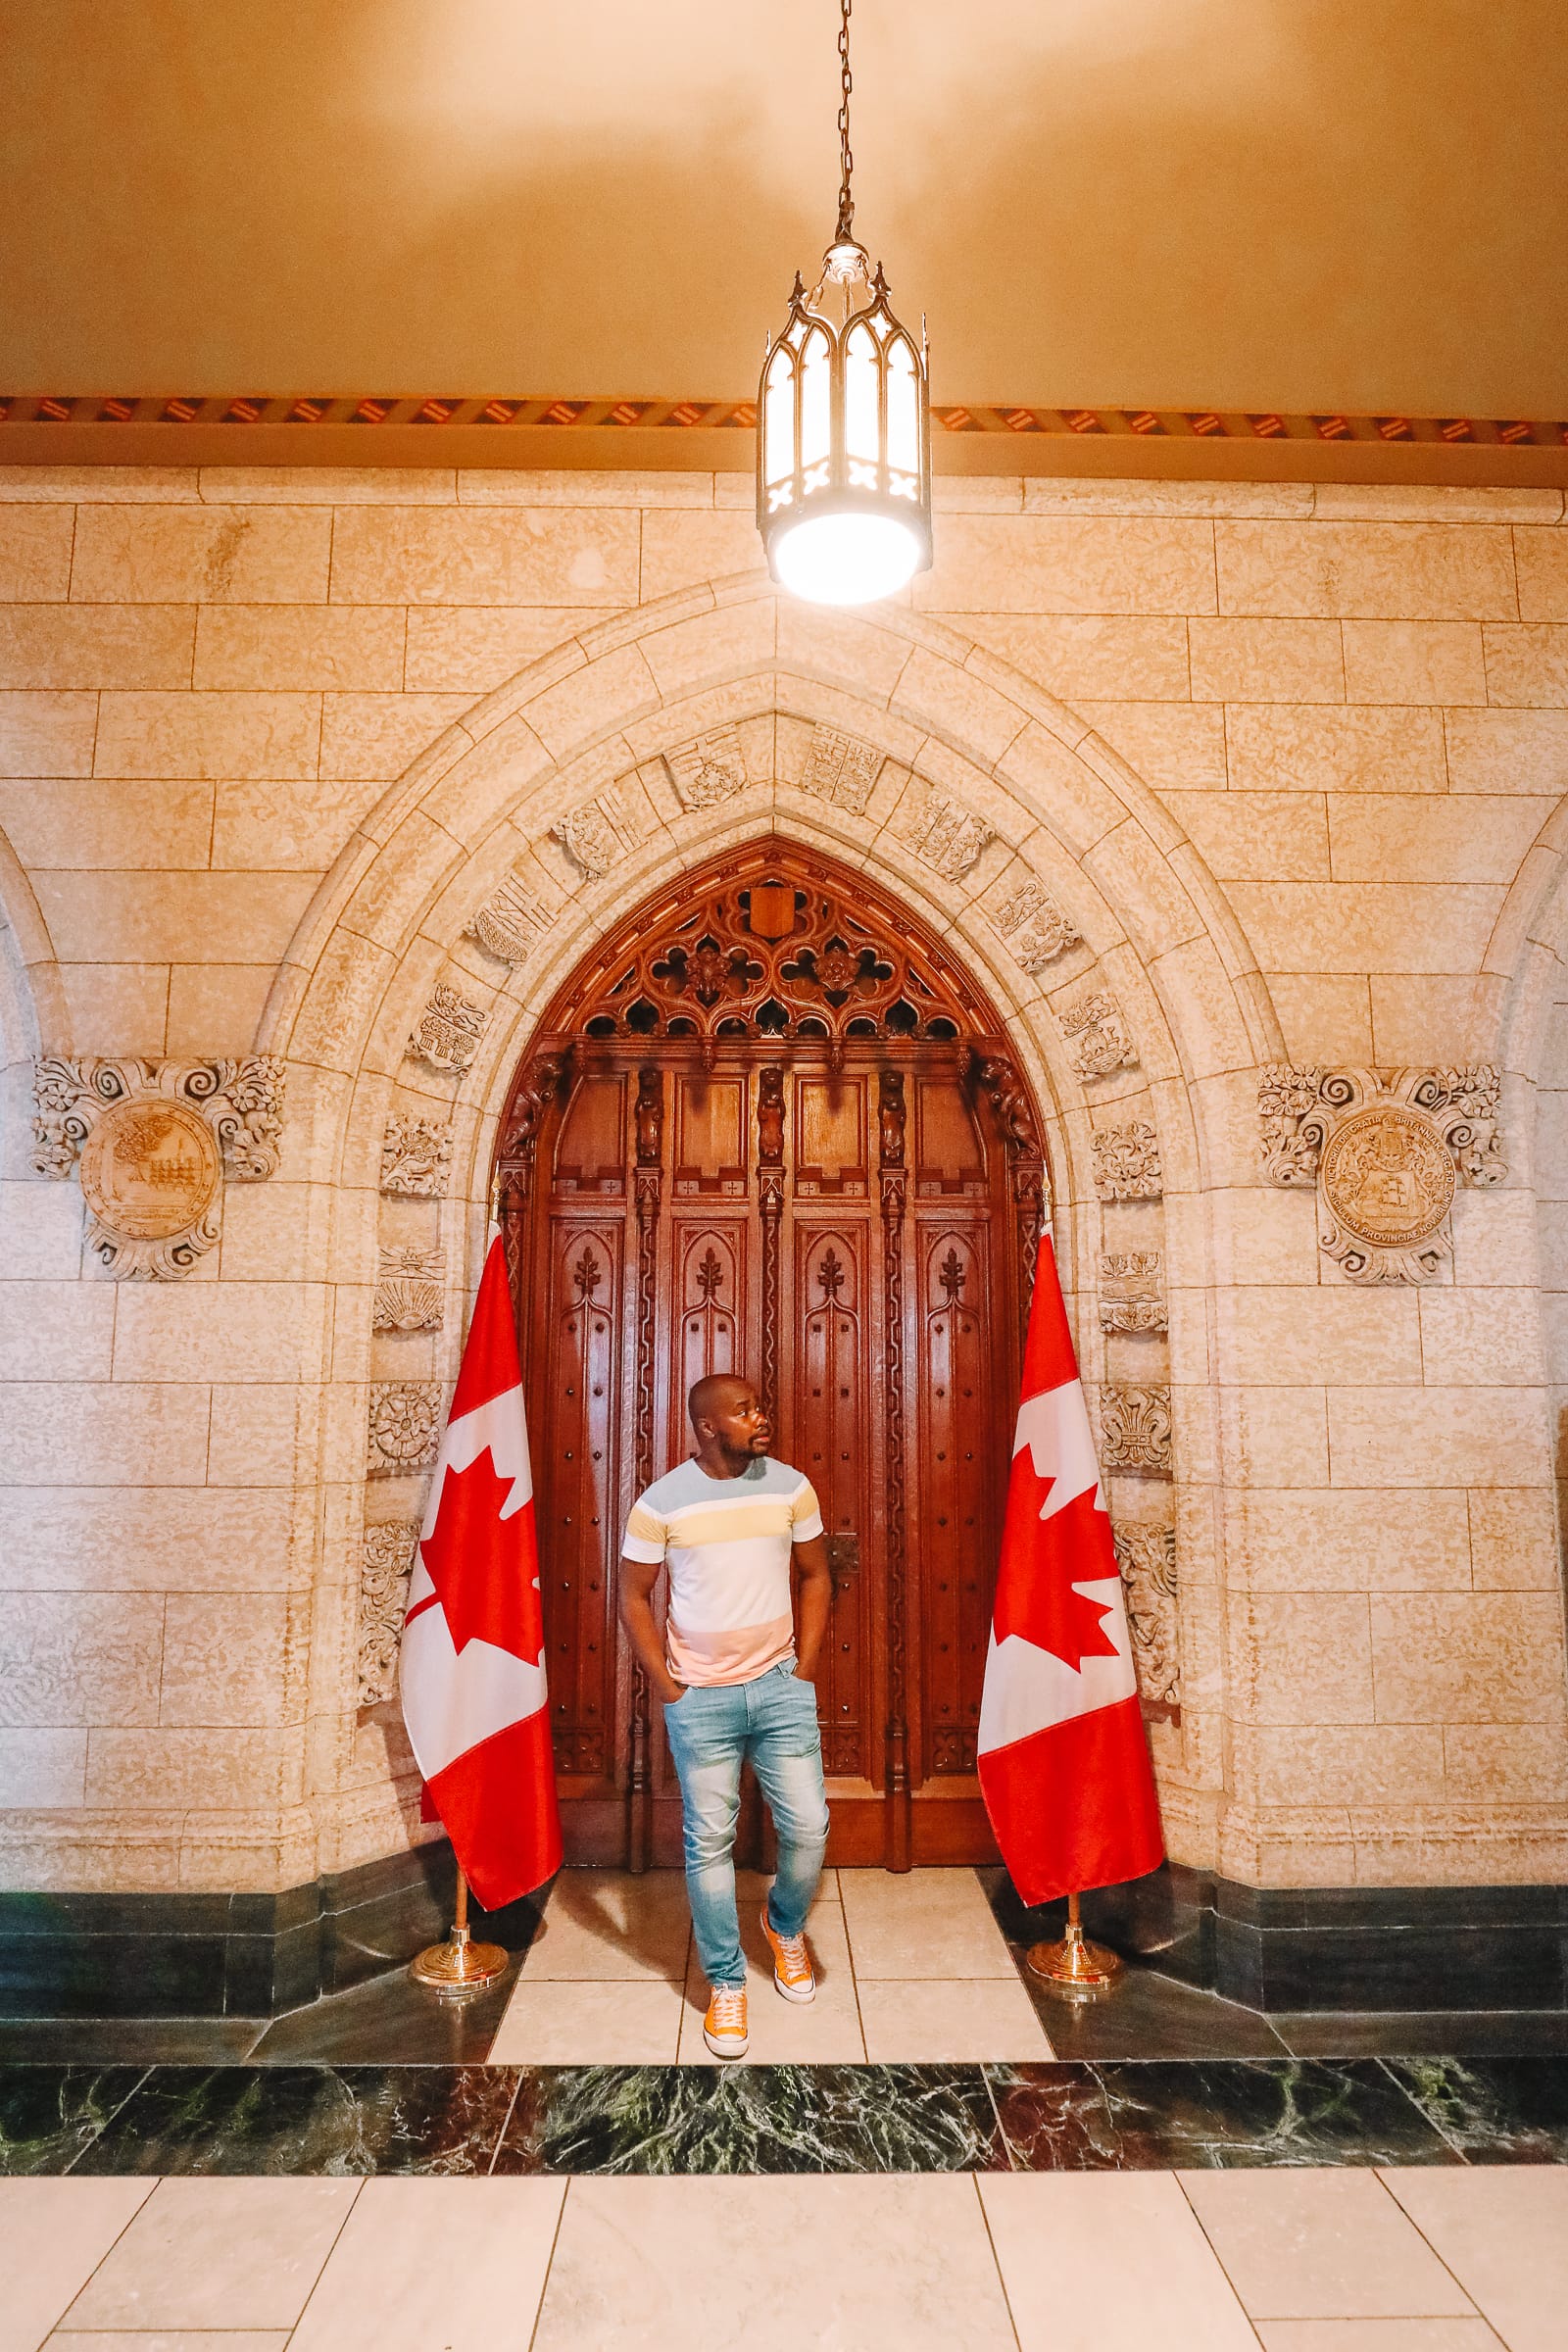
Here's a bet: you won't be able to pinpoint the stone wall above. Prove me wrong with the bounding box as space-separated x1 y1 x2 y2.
0 463 1564 1897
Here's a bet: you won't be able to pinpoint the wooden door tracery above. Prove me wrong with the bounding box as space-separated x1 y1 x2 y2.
496 841 1047 1870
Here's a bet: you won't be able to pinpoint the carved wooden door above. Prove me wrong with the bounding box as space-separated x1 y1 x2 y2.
496 843 1045 1870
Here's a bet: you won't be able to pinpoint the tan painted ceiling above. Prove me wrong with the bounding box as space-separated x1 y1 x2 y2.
3 0 1564 415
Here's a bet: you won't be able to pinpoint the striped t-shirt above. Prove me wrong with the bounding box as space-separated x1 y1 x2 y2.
622 1456 824 1688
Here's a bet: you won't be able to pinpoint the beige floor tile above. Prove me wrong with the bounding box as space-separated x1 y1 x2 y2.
489 1976 685 2063
839 1865 1018 1978
51 2338 290 2352
523 1867 693 1981
858 1974 1054 2061
0 2180 157 2352
677 1902 866 2062
61 2180 361 2333
1380 2165 1568 2352
289 2179 564 2352
1254 2324 1504 2350
1180 2171 1476 2322
532 2175 1016 2351
980 2173 1258 2352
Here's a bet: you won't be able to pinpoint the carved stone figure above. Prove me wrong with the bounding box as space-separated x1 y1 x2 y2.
989 879 1081 973
466 867 547 963
31 1054 284 1278
357 1522 419 1705
408 983 488 1075
1092 1121 1163 1200
380 1114 454 1197
665 726 748 810
1258 1063 1506 1283
799 723 883 815
1058 989 1139 1079
906 789 995 882
372 1244 445 1333
552 795 625 879
1101 1384 1173 1473
367 1381 443 1476
1113 1520 1180 1711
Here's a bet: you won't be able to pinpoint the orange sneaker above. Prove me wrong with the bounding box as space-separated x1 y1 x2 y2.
703 1984 749 2059
760 1908 816 2003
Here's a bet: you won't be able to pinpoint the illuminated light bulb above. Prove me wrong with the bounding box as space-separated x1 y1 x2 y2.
769 512 924 608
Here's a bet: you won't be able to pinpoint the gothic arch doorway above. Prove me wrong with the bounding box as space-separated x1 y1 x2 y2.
495 838 1049 1871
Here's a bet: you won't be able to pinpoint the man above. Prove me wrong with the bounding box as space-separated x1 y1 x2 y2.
619 1373 833 2059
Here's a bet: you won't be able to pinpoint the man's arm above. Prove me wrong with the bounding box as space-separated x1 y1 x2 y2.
618 1555 685 1705
792 1531 833 1684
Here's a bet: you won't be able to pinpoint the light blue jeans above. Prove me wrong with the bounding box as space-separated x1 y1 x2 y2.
662 1660 830 1989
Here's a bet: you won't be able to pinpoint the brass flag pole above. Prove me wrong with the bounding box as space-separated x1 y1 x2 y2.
410 1865 509 1994
1025 1889 1124 1999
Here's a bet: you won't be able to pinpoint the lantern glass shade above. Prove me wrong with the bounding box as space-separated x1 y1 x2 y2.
758 240 932 607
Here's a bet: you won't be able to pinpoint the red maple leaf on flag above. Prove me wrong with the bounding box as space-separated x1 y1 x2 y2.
417 1450 542 1662
993 1459 1123 1673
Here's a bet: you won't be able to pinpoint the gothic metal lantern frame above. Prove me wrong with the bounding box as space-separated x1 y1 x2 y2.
756 1 933 607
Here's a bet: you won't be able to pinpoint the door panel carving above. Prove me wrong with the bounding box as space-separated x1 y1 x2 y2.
496 840 1046 1869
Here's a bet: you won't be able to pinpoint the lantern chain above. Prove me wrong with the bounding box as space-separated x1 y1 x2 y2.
836 0 855 243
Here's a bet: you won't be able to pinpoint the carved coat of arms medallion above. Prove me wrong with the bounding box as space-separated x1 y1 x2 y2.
1318 1104 1456 1252
78 1099 222 1247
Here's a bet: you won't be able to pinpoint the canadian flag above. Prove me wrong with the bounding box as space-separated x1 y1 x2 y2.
399 1230 562 1908
977 1229 1164 1906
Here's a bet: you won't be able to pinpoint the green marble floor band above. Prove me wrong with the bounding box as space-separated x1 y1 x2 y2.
4 2058 1567 2176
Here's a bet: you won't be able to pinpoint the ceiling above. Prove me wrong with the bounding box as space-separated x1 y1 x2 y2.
2 0 1564 416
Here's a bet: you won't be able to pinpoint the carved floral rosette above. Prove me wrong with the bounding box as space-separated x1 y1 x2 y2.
358 1521 419 1705
30 1054 284 1278
1112 1520 1180 1715
1258 1063 1506 1283
1092 1120 1163 1201
367 1380 443 1477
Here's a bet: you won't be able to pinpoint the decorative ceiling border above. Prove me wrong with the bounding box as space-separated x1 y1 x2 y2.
2 392 1564 446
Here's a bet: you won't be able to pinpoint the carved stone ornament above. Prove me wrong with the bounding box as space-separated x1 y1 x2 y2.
551 792 627 880
906 789 995 883
1101 1383 1173 1473
1058 989 1138 1080
372 1244 446 1333
1092 1120 1163 1200
358 1521 418 1705
1113 1520 1180 1712
31 1055 284 1278
409 982 488 1075
466 867 547 963
665 725 748 810
1258 1064 1506 1284
799 722 883 815
380 1113 454 1197
1100 1249 1167 1335
989 878 1081 974
367 1380 443 1477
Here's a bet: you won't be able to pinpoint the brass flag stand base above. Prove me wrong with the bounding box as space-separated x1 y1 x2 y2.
1025 1890 1124 2001
410 1868 509 1995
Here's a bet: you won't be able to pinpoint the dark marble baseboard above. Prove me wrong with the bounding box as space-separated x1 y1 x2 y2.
987 1865 1568 2012
0 1845 545 2022
5 2057 1565 2177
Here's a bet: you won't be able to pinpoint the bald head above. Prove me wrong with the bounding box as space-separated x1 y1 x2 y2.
687 1372 770 1475
689 1373 752 1434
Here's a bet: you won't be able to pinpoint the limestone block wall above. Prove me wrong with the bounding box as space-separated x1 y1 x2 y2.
0 462 1564 1896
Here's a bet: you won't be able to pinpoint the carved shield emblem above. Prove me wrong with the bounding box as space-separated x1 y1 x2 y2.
78 1099 221 1242
1318 1103 1456 1250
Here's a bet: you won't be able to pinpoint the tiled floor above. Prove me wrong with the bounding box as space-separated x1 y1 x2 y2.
487 1866 1054 2064
6 2163 1566 2351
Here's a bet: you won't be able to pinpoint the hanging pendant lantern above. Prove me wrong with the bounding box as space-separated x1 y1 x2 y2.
757 0 932 607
